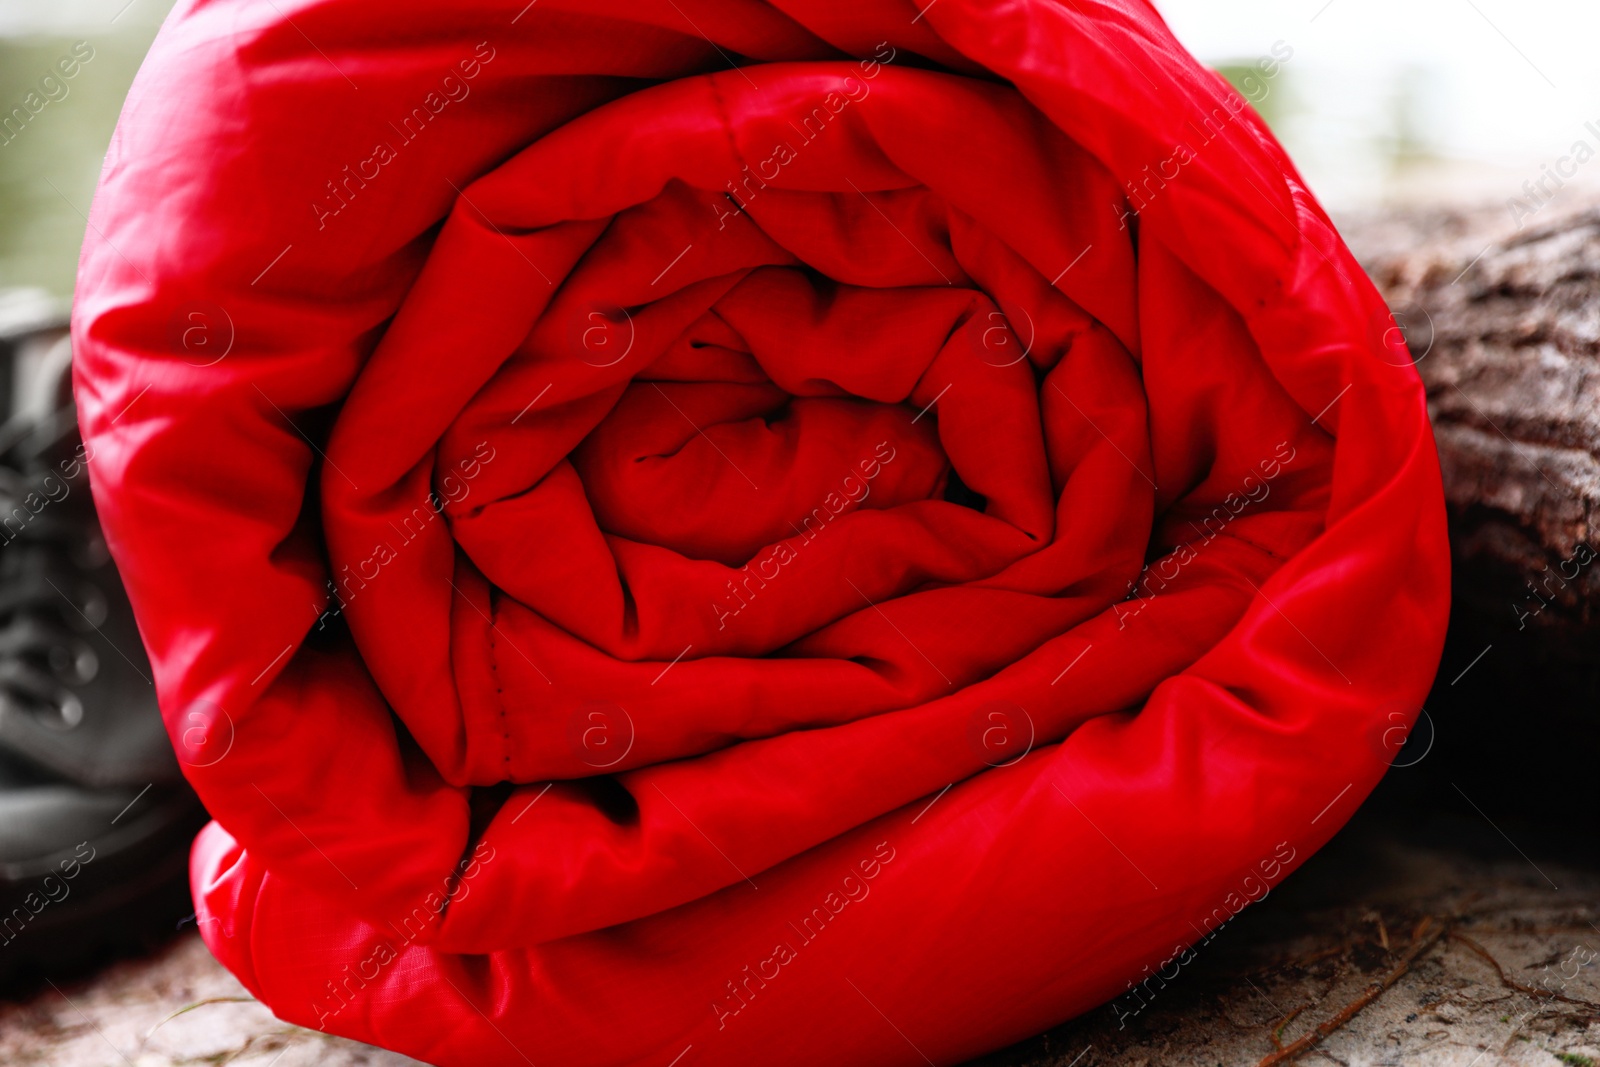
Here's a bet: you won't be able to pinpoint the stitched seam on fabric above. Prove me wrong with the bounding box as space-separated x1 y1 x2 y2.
1207 527 1292 563
487 587 512 772
704 73 751 209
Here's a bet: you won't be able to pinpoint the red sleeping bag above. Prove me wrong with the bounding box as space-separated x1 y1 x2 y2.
72 1 1448 1064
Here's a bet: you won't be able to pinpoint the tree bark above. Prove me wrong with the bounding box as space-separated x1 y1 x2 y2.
1342 193 1600 656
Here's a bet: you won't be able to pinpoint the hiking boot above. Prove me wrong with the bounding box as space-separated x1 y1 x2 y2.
0 293 206 989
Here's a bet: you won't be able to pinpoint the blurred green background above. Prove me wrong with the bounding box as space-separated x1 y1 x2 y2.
0 1 174 299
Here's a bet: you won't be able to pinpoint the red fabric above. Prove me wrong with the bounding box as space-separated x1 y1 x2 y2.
72 1 1448 1064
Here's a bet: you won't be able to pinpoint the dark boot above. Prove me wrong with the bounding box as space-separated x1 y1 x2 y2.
0 295 206 989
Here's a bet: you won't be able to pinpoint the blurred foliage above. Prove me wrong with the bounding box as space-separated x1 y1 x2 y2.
0 18 167 298
1215 61 1292 132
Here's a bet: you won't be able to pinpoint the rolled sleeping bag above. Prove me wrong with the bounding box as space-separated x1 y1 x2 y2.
72 1 1448 1064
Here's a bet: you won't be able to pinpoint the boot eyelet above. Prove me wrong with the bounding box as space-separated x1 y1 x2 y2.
75 532 112 570
36 688 84 731
65 583 108 631
49 643 98 685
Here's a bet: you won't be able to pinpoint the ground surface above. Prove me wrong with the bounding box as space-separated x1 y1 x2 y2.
3 795 1597 1067
970 804 1600 1067
0 932 424 1066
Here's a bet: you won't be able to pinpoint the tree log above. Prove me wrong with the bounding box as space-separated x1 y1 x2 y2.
1342 193 1600 657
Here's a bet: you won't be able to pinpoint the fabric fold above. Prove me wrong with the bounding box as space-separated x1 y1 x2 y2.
76 2 1447 1064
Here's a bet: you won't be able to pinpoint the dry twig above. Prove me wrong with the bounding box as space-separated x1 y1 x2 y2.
1448 932 1600 1012
1255 917 1448 1067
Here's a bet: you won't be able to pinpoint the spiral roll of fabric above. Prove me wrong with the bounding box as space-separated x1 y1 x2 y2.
72 2 1448 1063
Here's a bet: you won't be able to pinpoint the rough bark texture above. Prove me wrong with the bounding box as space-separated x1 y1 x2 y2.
1342 194 1600 656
